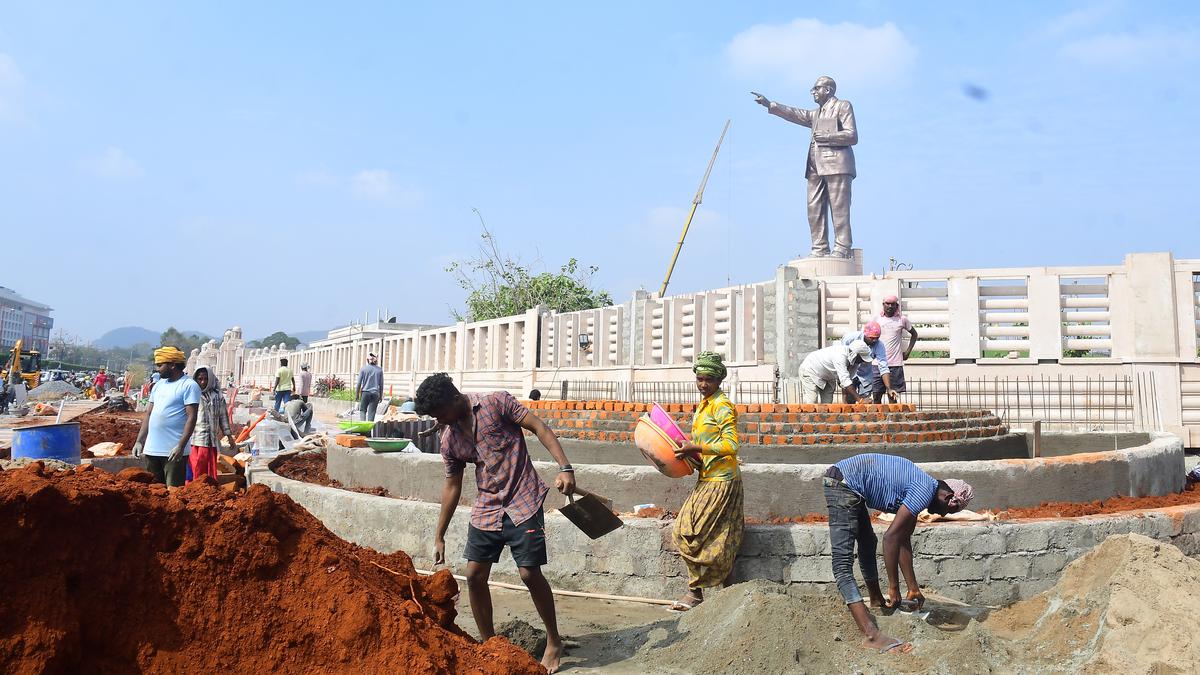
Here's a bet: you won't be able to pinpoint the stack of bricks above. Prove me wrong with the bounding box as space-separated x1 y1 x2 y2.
523 400 1008 446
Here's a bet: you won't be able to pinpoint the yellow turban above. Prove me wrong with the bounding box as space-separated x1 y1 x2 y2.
154 346 187 364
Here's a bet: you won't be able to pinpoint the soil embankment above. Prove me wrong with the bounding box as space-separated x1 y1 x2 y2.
0 463 541 674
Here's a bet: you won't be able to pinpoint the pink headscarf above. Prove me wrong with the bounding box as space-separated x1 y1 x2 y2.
944 479 974 511
863 321 882 338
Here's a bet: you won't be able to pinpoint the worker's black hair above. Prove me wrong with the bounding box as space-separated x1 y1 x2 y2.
414 372 460 415
528 389 542 401
280 358 288 366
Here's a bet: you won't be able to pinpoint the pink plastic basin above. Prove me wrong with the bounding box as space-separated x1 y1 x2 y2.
647 403 688 445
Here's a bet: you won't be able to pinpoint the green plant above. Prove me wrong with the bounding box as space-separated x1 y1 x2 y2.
329 388 356 401
314 375 346 397
446 211 612 322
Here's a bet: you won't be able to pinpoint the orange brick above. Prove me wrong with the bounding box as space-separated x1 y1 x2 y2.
335 434 369 448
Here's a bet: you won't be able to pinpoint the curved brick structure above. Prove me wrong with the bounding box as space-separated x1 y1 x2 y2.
525 400 1007 446
248 459 1200 606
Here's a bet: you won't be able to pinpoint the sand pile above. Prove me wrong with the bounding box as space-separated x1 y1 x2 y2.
989 533 1200 673
0 463 542 674
27 380 80 401
638 534 1200 674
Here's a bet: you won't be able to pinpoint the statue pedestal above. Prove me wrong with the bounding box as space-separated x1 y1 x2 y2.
786 249 863 278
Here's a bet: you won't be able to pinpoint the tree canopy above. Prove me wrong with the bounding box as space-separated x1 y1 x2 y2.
159 327 210 357
248 331 301 349
447 219 612 322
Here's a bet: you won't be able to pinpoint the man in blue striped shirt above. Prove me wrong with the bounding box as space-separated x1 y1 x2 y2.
823 453 974 654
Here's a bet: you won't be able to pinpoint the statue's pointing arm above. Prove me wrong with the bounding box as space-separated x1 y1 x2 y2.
766 101 813 128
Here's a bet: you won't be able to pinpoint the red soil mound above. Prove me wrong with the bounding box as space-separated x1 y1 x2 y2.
997 483 1200 519
77 410 145 453
0 462 541 674
271 451 390 497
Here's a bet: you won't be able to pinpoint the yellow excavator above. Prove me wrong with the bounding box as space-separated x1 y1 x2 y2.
1 339 42 390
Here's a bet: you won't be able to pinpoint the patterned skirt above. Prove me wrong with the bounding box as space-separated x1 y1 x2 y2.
673 477 745 589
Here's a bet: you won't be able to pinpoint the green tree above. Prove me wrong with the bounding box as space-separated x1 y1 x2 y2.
447 215 612 322
159 327 208 357
248 331 301 349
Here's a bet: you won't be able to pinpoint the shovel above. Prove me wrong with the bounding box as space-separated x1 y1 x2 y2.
558 488 623 539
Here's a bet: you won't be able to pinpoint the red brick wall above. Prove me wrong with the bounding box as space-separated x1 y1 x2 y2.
523 400 1007 446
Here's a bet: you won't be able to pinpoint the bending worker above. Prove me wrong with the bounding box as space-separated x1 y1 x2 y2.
799 340 884 404
841 321 897 403
823 452 974 654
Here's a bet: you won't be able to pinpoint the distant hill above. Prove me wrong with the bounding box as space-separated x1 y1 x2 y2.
93 326 215 348
290 330 328 345
93 327 159 348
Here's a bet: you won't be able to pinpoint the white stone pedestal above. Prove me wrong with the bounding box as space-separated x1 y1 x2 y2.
786 248 864 278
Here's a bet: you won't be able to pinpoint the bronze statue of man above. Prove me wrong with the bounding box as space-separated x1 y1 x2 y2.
754 76 858 258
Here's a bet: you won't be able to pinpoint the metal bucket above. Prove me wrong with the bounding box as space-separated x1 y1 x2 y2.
12 422 82 465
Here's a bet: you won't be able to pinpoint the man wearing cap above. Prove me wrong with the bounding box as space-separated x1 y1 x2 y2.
798 340 882 404
842 321 898 404
822 452 974 654
132 346 202 487
878 295 918 399
296 363 313 403
356 353 385 422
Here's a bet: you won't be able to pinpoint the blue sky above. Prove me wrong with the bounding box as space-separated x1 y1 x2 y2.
2 2 1197 342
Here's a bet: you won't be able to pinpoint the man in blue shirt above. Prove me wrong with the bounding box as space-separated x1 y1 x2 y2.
823 453 974 654
840 321 896 403
132 346 202 487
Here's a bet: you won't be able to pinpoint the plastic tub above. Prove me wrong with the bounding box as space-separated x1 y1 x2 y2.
647 403 688 445
633 416 693 478
12 422 82 465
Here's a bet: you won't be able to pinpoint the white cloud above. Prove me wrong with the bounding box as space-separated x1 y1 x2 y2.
0 53 26 122
78 147 144 180
1039 2 1119 39
725 19 917 89
1060 28 1199 65
298 167 421 205
350 169 421 204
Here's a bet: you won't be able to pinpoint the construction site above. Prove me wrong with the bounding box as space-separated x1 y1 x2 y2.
3 380 1200 673
4 4 1200 673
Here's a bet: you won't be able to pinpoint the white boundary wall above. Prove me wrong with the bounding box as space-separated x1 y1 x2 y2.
221 252 1200 444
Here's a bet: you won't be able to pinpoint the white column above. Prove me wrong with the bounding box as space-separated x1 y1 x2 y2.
948 277 981 360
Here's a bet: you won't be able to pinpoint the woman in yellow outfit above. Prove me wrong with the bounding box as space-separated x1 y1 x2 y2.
670 351 743 612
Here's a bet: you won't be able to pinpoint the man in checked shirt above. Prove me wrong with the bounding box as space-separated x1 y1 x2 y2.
415 373 577 674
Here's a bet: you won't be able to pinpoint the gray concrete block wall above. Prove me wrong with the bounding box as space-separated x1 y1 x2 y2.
250 460 1200 606
326 432 1184 518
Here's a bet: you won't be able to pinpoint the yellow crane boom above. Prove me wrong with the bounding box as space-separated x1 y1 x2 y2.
657 119 731 298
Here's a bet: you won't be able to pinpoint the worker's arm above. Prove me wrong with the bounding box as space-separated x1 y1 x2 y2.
882 505 922 607
433 471 464 565
354 370 363 400
518 412 576 495
132 402 154 456
904 325 919 361
170 403 199 462
835 358 858 403
220 405 238 453
272 375 279 393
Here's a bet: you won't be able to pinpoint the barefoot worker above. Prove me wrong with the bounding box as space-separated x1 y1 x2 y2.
416 373 576 674
670 351 743 612
823 453 973 653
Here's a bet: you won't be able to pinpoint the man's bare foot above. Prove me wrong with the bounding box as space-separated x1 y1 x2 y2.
862 634 912 654
541 635 564 673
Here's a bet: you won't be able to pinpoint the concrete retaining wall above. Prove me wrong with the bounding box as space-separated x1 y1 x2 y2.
248 460 1200 605
326 432 1184 517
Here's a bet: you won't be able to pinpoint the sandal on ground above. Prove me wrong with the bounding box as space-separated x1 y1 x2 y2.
878 639 912 654
667 596 702 613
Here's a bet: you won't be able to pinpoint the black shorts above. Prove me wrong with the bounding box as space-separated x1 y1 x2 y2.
465 509 547 567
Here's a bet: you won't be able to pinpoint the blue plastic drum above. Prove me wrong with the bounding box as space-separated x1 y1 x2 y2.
12 422 82 465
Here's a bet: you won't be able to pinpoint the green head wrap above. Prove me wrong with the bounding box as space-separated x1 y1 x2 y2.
692 351 727 380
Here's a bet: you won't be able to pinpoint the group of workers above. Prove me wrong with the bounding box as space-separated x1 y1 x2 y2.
410 300 973 671
800 294 917 405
